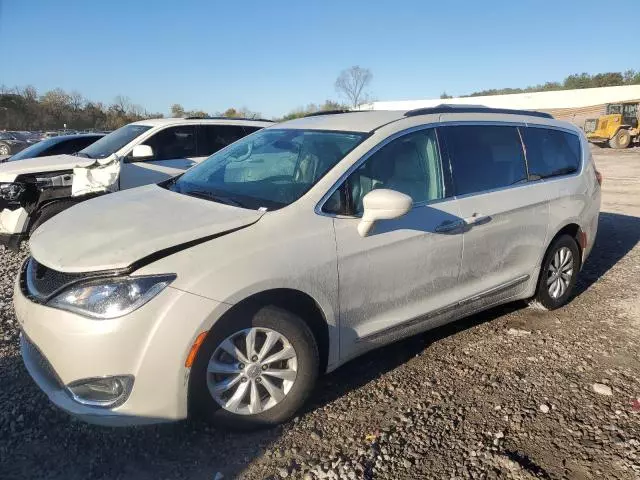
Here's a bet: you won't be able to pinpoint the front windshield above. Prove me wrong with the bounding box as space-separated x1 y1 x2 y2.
171 128 366 210
79 124 151 159
7 137 55 160
606 104 622 115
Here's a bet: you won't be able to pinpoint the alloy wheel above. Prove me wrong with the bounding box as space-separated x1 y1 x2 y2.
547 246 574 299
207 327 298 415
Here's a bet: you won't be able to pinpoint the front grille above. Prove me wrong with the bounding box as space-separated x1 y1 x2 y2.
21 333 63 389
584 119 598 133
22 257 90 302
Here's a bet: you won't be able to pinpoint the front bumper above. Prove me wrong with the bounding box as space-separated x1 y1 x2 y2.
14 271 230 426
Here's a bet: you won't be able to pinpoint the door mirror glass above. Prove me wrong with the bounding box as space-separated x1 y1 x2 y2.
131 144 154 160
357 189 412 237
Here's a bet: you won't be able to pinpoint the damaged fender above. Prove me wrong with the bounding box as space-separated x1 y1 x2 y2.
72 156 121 196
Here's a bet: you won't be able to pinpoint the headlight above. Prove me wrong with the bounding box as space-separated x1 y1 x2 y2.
48 274 176 319
0 182 26 201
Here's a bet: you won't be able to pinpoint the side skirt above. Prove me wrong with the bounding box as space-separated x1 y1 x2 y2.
356 275 530 345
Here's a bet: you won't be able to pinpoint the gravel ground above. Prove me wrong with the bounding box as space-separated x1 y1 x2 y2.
1 148 639 479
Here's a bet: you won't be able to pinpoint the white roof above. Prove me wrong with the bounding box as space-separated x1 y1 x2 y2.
360 85 640 112
131 118 273 128
276 111 406 132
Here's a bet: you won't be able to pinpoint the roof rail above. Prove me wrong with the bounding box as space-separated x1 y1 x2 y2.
304 109 353 117
183 116 274 122
404 104 553 119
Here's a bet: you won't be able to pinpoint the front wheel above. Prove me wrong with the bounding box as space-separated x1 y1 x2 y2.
190 305 319 429
530 235 580 310
0 143 10 156
609 129 631 149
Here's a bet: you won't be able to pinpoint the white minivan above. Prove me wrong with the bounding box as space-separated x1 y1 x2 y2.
15 106 601 429
0 117 271 248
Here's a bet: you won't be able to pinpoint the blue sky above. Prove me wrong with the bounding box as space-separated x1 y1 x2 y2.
1 0 637 118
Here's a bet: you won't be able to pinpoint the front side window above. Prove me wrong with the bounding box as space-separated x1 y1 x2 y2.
79 124 151 159
341 128 444 215
442 125 527 196
169 128 366 210
142 126 197 160
623 103 638 117
522 127 580 179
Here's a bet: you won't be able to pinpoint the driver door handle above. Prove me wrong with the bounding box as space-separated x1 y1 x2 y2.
463 213 492 226
435 219 464 233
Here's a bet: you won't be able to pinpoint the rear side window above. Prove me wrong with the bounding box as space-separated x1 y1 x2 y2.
522 128 580 179
198 125 248 156
441 125 527 196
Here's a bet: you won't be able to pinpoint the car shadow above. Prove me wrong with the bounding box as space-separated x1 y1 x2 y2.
573 211 640 297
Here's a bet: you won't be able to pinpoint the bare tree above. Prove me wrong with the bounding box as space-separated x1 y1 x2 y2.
170 103 185 117
335 66 373 108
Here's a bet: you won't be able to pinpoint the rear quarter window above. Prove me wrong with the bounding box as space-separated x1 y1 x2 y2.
521 127 581 179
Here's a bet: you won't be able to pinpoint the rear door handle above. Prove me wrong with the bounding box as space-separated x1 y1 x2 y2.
464 213 492 226
435 220 464 233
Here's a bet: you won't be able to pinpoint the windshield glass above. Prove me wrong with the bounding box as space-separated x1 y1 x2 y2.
79 124 151 159
606 104 623 115
170 128 366 210
7 138 55 160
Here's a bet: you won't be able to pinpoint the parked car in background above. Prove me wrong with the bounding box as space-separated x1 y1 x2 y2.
0 132 31 156
0 117 272 248
2 134 104 163
13 106 601 429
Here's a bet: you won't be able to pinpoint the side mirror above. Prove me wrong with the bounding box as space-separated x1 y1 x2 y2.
357 189 412 237
130 144 154 161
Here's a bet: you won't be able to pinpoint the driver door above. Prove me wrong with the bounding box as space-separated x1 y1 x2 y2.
329 128 465 361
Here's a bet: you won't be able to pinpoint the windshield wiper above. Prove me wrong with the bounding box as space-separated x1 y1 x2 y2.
74 151 93 158
185 190 246 208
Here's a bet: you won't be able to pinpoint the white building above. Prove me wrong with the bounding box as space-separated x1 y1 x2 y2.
359 84 640 126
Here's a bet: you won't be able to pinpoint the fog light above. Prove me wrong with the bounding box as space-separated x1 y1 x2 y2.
67 375 133 408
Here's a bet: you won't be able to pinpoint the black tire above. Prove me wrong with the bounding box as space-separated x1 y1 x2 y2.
609 129 631 149
530 235 580 310
29 200 76 235
0 142 11 156
190 305 319 430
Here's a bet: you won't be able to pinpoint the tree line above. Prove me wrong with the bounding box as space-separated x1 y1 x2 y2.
441 70 640 99
0 66 374 130
0 85 166 131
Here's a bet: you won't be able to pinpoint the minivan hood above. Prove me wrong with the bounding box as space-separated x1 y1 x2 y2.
29 185 266 273
0 154 93 181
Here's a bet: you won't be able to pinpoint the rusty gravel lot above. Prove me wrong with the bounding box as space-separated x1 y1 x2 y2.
0 147 639 480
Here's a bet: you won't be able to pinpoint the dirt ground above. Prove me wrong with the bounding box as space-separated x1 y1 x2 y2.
0 147 638 480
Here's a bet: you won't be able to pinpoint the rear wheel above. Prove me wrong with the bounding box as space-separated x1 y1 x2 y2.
190 305 319 430
530 235 580 310
0 143 10 156
609 129 631 149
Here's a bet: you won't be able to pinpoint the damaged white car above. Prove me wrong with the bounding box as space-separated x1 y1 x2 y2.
0 117 272 249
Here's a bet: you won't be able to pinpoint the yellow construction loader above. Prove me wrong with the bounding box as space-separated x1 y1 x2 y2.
584 102 639 148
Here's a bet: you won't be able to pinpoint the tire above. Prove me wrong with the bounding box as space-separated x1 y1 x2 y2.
190 305 319 430
29 200 77 235
608 129 631 149
0 143 10 156
530 235 580 310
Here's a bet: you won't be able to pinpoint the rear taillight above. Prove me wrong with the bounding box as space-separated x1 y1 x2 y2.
595 169 603 186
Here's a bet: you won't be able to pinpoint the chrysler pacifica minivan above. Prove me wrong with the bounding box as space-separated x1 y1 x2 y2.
15 106 601 428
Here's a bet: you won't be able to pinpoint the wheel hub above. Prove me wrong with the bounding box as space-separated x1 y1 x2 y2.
207 327 298 415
